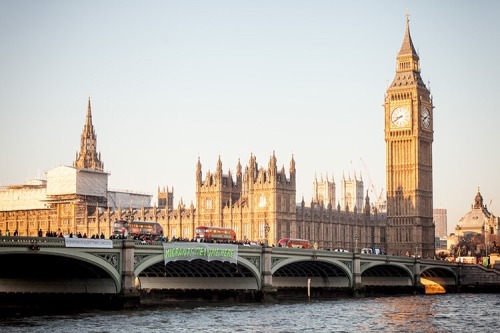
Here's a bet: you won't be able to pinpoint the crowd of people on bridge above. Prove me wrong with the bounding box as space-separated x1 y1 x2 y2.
108 233 265 246
169 236 265 246
0 229 265 247
0 228 107 240
0 229 19 237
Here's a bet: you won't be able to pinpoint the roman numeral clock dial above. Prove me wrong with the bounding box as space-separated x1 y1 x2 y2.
421 107 431 129
391 106 410 127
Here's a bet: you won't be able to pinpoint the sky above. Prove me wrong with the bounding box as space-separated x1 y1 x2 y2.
1 0 499 234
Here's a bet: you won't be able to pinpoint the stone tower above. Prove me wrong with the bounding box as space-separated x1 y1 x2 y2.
195 155 240 229
340 172 364 212
158 186 174 210
312 173 336 208
384 15 435 257
195 153 296 245
74 97 104 171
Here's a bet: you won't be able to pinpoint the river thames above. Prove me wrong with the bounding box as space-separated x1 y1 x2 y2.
1 293 498 332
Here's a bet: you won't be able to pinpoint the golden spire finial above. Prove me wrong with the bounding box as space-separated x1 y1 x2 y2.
405 10 411 32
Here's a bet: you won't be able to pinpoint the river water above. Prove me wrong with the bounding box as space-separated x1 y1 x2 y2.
1 293 498 332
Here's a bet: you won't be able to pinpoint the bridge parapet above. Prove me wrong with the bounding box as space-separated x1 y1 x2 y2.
0 236 66 248
458 263 500 288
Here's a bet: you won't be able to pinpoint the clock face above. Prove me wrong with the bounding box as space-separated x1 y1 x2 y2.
391 107 410 127
421 107 431 129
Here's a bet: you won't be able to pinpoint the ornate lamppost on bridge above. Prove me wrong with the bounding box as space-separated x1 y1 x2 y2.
264 222 270 247
354 233 359 253
125 211 133 240
484 218 490 257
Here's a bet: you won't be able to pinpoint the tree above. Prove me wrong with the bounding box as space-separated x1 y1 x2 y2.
450 233 485 258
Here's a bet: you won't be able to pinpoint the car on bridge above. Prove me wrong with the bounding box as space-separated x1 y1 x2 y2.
361 247 385 255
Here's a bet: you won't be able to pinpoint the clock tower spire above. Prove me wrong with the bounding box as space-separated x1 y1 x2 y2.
384 15 435 257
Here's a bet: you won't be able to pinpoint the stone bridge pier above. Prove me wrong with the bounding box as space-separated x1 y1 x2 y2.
120 239 141 307
259 245 278 302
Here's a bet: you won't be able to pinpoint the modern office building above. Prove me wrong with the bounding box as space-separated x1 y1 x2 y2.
434 208 448 238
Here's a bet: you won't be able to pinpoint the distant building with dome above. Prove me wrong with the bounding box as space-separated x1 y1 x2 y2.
452 190 500 249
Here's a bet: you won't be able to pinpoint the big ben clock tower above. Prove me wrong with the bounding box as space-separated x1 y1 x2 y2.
384 15 435 257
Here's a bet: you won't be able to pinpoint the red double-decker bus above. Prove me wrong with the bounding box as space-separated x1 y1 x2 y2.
112 220 163 239
195 226 236 242
278 238 312 249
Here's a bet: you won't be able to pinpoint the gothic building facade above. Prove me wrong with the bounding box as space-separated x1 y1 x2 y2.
194 153 296 244
192 154 386 249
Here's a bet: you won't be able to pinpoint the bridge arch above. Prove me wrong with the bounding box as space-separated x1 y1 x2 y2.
237 256 262 289
272 257 353 288
41 248 121 289
420 265 458 288
0 249 120 294
134 254 261 291
134 253 164 277
361 262 414 286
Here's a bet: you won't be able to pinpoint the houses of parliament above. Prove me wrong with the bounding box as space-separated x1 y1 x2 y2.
0 17 435 257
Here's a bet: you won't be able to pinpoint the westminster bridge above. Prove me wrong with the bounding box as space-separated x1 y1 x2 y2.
1 237 499 307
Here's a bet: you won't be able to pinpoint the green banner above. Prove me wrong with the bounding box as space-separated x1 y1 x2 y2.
163 242 238 264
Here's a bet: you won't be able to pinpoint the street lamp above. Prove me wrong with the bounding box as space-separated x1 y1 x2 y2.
264 222 270 246
354 233 359 253
125 212 133 240
484 220 490 257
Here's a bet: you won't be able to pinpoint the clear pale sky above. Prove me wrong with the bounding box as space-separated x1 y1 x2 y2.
1 1 499 234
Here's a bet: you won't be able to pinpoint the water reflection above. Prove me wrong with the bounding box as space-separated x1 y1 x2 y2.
373 296 439 332
1 294 499 333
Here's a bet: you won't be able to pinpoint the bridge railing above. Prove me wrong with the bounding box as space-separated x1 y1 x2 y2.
0 236 66 247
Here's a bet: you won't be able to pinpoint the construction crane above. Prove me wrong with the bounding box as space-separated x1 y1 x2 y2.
359 158 385 212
